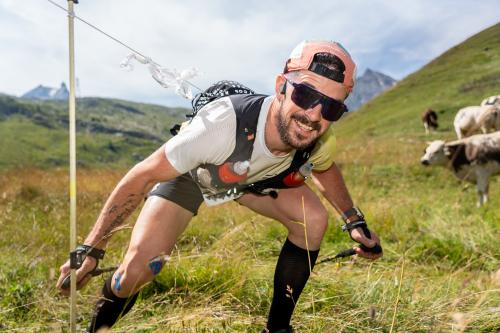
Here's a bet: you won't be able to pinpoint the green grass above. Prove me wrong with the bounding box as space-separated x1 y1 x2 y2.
0 96 186 169
0 167 498 332
1 23 500 333
336 23 500 141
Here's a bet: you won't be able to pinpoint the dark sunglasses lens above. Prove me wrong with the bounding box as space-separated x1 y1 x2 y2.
291 84 321 109
320 98 347 121
289 81 347 121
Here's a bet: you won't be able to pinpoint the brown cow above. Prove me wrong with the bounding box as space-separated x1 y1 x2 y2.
422 108 438 135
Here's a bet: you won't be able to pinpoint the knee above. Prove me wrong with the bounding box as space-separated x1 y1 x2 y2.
306 208 329 243
288 207 328 249
112 252 157 297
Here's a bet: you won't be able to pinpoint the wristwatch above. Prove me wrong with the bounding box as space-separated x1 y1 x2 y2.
340 207 383 254
341 207 364 223
69 245 105 269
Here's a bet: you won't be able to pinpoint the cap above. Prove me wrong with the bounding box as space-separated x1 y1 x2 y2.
284 40 357 91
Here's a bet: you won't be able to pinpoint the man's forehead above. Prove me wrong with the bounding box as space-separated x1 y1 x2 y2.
291 71 347 99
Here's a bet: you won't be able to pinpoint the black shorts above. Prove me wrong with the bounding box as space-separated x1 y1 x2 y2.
148 173 204 215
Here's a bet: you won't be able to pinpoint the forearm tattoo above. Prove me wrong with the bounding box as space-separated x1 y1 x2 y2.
102 193 141 238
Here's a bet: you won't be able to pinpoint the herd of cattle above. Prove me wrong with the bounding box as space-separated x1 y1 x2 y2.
420 95 500 207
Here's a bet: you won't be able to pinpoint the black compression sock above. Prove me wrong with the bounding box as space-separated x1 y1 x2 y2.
87 275 138 333
266 238 319 332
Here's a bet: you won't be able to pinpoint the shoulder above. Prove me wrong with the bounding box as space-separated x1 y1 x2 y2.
196 96 236 121
315 127 337 154
229 94 269 117
193 94 267 124
171 96 238 144
309 127 337 171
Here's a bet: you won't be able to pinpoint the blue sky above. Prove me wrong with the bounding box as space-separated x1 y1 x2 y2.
0 0 499 107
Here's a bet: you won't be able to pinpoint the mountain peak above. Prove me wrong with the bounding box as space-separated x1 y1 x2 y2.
21 82 69 100
346 69 397 111
363 68 376 76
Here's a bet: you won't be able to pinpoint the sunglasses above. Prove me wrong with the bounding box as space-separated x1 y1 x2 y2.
285 78 348 121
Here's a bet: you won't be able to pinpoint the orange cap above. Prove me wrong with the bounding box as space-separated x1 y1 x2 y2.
284 40 357 91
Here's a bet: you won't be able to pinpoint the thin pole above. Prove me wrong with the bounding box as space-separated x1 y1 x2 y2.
67 1 78 332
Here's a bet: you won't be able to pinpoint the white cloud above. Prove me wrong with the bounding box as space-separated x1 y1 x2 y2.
0 0 499 106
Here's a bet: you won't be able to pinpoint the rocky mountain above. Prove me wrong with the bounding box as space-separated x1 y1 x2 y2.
345 69 397 111
21 82 69 100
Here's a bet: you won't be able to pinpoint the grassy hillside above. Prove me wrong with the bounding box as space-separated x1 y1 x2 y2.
0 96 187 169
335 23 500 156
0 25 499 332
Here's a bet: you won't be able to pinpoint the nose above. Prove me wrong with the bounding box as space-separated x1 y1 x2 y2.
304 103 323 122
421 159 429 166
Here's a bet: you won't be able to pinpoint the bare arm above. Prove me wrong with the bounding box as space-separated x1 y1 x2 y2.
85 144 181 250
312 162 382 259
311 162 354 214
57 144 181 293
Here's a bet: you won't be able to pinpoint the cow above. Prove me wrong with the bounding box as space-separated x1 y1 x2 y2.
420 132 500 207
481 95 500 107
422 108 438 135
453 105 500 139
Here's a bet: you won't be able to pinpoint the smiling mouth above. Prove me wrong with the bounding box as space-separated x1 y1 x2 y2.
294 119 314 132
292 113 321 133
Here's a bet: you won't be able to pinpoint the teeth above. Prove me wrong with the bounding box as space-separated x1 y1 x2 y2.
295 119 313 131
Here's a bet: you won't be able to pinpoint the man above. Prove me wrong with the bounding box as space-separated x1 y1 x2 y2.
57 40 383 333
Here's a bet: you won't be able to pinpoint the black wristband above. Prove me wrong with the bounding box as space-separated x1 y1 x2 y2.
69 245 105 269
341 220 367 232
77 245 105 260
341 207 364 223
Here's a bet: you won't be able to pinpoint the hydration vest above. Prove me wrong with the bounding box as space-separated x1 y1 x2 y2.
173 81 316 205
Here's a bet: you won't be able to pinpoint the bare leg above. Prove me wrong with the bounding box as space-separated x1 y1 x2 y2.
87 196 194 332
238 185 329 332
112 196 194 296
238 185 329 250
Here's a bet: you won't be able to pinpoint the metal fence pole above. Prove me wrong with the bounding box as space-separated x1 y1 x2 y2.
67 1 78 332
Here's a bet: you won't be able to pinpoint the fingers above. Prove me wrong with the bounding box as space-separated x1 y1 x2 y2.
77 274 92 289
350 228 377 248
56 261 71 294
355 246 383 260
350 229 383 260
56 257 97 295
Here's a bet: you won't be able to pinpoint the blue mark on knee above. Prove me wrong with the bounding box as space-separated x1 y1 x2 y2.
148 256 165 276
114 272 122 292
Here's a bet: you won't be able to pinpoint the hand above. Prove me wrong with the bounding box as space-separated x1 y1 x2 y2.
349 227 383 260
56 256 97 296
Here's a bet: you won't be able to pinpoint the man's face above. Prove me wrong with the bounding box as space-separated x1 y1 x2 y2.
275 71 348 150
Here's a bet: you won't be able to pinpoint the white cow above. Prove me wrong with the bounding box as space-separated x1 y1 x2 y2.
421 132 500 207
481 95 500 107
453 105 500 139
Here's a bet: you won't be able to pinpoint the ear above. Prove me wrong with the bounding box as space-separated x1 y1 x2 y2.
443 146 452 157
280 81 287 94
444 143 463 157
275 74 286 100
446 140 463 147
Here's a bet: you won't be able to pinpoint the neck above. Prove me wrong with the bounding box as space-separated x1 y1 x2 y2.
265 97 293 156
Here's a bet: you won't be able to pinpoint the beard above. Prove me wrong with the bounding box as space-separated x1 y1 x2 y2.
276 106 321 150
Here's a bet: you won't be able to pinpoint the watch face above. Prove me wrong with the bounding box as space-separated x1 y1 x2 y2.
354 207 364 218
342 207 364 222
